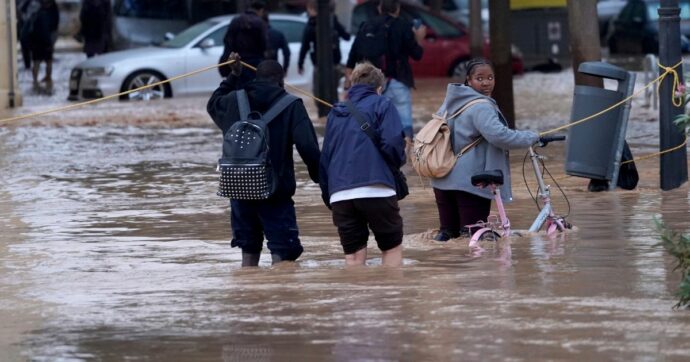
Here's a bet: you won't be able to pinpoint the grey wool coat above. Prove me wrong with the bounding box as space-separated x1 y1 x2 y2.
430 84 539 202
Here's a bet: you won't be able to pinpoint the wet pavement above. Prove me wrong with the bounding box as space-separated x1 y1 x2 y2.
2 58 690 360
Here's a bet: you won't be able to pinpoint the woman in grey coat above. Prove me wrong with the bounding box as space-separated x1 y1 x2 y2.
431 58 540 242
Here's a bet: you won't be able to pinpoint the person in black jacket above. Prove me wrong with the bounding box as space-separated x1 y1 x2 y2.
263 13 290 74
346 0 425 142
29 0 59 89
217 0 267 86
207 53 321 267
297 0 350 110
79 0 112 58
297 0 350 75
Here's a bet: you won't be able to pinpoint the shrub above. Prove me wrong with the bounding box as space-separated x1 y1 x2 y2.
656 220 690 309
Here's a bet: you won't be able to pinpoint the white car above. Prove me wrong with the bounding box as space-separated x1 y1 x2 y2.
68 14 353 101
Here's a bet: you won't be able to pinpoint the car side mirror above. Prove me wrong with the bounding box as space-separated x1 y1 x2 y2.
164 32 175 41
199 38 215 49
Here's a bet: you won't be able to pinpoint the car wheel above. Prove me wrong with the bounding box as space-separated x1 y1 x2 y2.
449 58 471 81
120 70 171 101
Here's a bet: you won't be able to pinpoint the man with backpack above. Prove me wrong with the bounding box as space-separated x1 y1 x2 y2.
207 53 321 267
345 0 426 143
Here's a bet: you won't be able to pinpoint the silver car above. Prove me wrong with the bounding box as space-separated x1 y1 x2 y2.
68 14 352 101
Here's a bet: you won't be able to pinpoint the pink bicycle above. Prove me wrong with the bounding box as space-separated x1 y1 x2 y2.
467 135 571 249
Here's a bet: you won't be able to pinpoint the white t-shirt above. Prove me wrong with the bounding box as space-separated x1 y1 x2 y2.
330 184 396 204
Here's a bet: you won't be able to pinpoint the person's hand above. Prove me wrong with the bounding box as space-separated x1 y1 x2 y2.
413 24 427 44
228 52 242 76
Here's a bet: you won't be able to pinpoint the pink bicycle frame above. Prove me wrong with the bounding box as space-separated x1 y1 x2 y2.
468 185 511 249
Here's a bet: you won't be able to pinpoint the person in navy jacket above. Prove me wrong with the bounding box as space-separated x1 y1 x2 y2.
319 62 406 267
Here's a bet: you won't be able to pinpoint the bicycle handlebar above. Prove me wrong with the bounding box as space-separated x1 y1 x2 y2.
537 135 566 147
541 135 566 143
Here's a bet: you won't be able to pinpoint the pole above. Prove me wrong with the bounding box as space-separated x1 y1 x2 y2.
658 0 688 190
469 0 482 57
315 0 336 117
488 0 515 128
2 0 20 108
566 0 603 88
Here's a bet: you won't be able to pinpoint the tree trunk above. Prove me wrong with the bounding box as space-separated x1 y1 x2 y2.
469 0 483 57
488 0 515 128
566 0 603 87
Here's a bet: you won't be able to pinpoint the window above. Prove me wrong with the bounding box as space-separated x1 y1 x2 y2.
114 0 188 20
161 20 219 48
417 11 463 37
271 19 305 43
198 25 227 48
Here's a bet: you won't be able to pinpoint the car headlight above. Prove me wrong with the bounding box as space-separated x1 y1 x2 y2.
84 66 114 77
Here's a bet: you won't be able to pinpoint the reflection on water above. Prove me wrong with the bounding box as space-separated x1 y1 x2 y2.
1 126 690 361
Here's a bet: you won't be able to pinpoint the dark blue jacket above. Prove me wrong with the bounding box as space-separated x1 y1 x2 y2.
319 84 405 205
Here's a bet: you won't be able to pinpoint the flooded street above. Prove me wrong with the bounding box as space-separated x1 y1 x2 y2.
1 66 690 360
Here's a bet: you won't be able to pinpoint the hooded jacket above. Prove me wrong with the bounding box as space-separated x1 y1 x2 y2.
430 84 539 202
319 84 406 204
207 76 320 199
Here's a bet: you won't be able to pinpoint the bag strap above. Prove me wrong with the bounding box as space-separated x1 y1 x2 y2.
236 90 250 120
446 98 491 121
345 100 401 171
442 99 493 158
345 100 379 144
261 94 300 125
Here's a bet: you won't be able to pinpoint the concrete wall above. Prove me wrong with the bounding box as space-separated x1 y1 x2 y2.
1 0 22 109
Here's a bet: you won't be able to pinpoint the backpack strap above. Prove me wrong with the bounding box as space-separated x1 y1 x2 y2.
236 90 250 120
261 94 300 125
443 99 493 157
446 99 491 120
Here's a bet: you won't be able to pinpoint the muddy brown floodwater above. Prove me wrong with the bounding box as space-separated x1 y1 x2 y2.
1 75 690 361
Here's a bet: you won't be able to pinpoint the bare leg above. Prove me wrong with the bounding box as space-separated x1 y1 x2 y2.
32 62 40 88
345 248 367 266
45 61 53 88
381 245 402 267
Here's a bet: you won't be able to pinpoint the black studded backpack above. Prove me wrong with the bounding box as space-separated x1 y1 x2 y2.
217 90 299 199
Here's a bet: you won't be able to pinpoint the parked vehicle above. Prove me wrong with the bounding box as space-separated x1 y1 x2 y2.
607 0 690 54
414 0 489 28
351 0 524 78
597 0 627 42
68 14 352 101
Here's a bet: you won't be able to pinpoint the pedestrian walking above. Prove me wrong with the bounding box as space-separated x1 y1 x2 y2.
79 0 112 58
207 53 321 267
430 58 540 242
345 0 426 143
17 0 40 69
217 1 267 86
319 62 406 267
297 0 351 95
263 14 290 75
29 0 59 90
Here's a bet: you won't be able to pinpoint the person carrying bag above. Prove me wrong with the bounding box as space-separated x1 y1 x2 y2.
319 62 406 267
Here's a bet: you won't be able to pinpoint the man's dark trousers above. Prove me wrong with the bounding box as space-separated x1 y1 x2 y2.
230 197 303 261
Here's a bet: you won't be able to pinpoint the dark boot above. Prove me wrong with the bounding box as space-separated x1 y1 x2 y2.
241 253 260 267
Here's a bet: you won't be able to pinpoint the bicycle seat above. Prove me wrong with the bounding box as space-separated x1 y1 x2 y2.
471 169 504 186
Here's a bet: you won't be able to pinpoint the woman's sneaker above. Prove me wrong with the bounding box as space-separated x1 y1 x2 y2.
433 230 459 242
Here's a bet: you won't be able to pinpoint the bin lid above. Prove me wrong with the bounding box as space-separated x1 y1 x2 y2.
578 61 629 81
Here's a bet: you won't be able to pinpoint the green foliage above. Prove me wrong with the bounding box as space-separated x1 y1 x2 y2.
656 220 690 309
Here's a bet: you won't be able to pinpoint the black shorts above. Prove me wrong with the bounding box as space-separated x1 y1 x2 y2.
331 196 403 254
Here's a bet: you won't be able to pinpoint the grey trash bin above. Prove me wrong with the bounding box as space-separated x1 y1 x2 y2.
565 62 635 186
